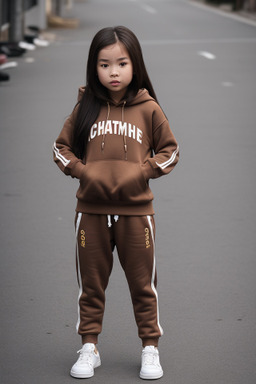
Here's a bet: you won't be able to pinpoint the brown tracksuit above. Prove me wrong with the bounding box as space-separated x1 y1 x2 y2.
53 88 179 346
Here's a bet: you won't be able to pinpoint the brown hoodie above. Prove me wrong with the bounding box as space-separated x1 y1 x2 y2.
53 88 179 215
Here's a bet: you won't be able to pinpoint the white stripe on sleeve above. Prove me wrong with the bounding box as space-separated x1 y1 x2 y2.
53 142 71 167
156 145 179 170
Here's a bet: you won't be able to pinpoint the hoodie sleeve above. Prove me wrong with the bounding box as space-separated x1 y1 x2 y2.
52 112 85 179
142 106 179 180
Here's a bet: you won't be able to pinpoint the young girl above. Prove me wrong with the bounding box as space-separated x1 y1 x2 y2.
53 26 179 380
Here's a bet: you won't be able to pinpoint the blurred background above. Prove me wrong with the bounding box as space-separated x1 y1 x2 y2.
1 0 256 44
1 1 256 384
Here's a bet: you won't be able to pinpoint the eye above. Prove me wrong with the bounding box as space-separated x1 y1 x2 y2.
120 62 127 67
100 64 108 68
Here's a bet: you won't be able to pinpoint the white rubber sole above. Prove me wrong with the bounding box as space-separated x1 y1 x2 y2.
140 369 163 380
70 359 101 378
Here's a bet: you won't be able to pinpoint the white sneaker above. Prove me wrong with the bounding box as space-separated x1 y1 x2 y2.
140 346 163 380
70 343 101 378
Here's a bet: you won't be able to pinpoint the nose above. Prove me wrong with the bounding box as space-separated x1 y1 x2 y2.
110 66 119 77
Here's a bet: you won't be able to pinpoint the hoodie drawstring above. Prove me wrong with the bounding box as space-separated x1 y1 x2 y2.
102 103 111 152
122 101 127 160
101 101 127 160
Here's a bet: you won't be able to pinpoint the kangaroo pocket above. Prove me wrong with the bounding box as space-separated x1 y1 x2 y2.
76 160 153 204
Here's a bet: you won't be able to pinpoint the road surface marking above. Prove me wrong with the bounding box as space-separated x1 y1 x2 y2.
187 0 256 27
198 51 216 60
140 4 157 14
129 0 157 14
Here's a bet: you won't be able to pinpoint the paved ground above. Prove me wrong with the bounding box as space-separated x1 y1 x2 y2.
1 1 256 383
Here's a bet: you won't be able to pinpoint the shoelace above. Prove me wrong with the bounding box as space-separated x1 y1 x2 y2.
142 350 159 366
77 348 94 366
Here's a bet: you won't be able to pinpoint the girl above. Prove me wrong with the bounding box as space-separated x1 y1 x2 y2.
53 26 179 380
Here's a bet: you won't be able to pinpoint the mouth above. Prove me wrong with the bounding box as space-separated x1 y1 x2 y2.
110 81 120 86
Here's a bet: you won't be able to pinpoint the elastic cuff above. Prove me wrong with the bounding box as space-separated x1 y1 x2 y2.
82 334 98 345
142 338 159 347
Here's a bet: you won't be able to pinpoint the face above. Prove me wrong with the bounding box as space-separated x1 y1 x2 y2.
97 42 133 103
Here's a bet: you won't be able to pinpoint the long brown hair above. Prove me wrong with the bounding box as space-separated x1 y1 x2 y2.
73 26 158 159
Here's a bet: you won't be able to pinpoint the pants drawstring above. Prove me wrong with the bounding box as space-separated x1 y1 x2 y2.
114 215 119 222
107 215 119 227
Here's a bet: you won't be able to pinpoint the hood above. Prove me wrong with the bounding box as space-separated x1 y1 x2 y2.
124 88 155 106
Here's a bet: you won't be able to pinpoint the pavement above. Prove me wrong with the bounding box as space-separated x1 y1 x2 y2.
1 1 256 383
191 0 256 23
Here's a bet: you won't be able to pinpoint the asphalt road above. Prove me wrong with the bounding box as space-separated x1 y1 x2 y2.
1 1 256 383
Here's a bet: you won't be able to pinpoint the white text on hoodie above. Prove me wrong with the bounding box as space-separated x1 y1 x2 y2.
89 120 143 144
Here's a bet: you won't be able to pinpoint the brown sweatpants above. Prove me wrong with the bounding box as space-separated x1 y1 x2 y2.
74 213 163 347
